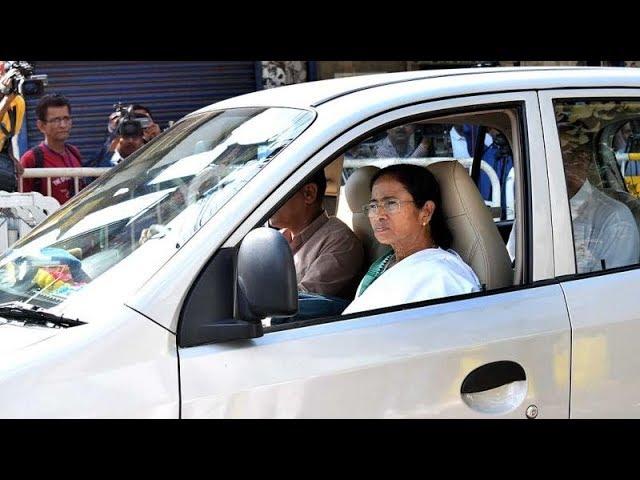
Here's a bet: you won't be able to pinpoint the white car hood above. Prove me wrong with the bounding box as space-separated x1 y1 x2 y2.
0 322 60 355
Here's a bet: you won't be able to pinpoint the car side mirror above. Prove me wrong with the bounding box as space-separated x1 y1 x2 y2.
178 227 298 347
236 227 298 322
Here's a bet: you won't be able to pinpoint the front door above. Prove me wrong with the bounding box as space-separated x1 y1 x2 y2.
178 92 571 418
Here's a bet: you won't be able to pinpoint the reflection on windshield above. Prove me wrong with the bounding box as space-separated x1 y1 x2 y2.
0 107 315 308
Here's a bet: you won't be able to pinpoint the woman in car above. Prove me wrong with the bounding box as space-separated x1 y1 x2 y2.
342 164 481 315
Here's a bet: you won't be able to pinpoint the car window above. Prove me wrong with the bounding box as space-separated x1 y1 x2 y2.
261 107 523 330
0 107 315 309
553 99 640 274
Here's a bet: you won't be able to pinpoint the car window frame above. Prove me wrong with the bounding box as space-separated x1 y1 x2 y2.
538 88 640 279
214 92 552 333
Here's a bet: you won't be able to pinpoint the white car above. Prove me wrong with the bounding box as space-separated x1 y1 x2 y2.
1 66 639 418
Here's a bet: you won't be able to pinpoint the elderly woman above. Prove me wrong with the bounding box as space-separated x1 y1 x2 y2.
343 164 481 315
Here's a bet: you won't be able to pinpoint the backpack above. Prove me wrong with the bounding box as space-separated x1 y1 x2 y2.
32 144 83 196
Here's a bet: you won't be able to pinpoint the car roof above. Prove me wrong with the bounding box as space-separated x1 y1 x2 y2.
192 67 640 114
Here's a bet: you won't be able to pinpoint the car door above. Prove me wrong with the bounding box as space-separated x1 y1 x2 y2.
540 89 640 418
178 92 571 418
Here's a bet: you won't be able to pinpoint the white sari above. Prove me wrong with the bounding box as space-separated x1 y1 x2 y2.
342 247 481 315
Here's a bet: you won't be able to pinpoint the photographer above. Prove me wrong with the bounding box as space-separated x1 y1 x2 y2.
90 104 159 168
0 61 27 192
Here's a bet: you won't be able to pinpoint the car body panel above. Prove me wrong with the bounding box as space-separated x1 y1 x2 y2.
0 304 178 418
180 285 570 418
539 87 640 418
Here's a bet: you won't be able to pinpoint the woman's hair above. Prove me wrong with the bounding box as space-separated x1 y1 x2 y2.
370 164 453 249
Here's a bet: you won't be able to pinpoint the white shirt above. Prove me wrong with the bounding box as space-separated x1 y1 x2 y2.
343 247 481 315
448 128 493 159
450 128 471 158
110 150 124 166
570 180 640 273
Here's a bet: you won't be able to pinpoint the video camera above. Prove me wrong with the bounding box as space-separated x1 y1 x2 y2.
1 61 48 97
113 102 152 138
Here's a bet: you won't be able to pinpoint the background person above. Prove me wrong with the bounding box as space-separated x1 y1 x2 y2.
0 61 25 192
20 94 83 205
107 124 145 166
374 124 430 159
90 104 161 168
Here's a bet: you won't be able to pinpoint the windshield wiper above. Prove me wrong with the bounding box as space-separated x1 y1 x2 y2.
0 302 85 328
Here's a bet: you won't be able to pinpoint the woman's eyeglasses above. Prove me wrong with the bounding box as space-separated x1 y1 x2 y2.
362 199 415 216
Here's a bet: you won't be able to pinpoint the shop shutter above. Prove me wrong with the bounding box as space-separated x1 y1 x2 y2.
24 61 257 161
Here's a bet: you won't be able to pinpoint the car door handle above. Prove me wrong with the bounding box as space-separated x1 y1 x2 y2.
461 360 526 394
460 361 528 415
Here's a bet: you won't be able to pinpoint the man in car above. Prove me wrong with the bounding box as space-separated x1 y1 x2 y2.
269 169 365 323
564 144 640 273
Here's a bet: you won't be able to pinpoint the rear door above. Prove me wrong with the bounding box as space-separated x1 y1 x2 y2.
540 89 640 417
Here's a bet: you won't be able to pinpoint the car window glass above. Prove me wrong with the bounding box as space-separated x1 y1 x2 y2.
0 107 314 309
263 110 522 330
553 99 640 274
341 121 515 222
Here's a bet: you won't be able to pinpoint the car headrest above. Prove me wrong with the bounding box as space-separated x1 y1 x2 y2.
427 161 512 289
345 166 379 213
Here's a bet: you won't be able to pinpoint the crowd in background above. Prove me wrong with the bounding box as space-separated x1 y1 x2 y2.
0 60 163 205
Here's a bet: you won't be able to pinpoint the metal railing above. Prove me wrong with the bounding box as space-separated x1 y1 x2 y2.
18 167 111 197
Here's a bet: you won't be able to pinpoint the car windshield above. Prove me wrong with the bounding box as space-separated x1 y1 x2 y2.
0 107 315 308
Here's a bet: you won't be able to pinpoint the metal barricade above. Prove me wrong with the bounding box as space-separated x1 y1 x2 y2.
18 167 111 196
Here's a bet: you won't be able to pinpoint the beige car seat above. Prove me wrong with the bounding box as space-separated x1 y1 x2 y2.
343 161 513 290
